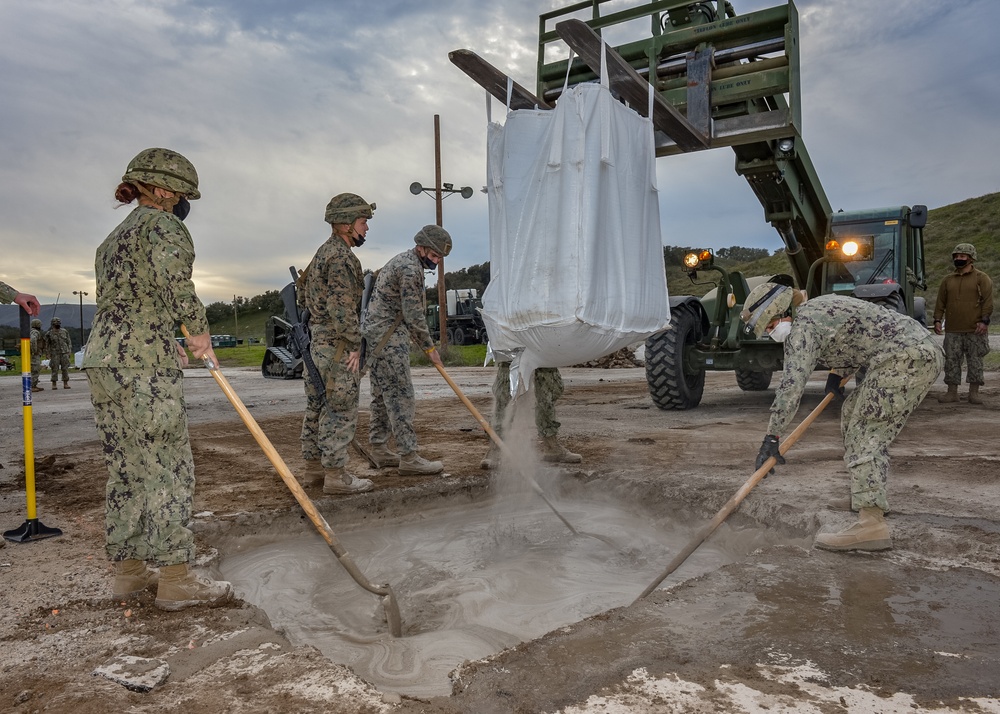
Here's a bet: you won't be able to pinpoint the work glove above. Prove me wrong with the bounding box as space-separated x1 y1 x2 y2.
824 372 846 400
755 435 785 475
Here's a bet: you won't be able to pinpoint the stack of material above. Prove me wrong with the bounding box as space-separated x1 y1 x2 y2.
572 347 642 369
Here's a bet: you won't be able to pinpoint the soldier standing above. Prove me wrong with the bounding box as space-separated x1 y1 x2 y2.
299 193 376 495
29 318 44 391
480 364 582 469
362 225 450 476
742 284 942 552
84 147 232 610
934 242 993 404
45 317 73 389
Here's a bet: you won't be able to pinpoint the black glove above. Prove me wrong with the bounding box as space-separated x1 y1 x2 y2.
755 435 785 475
825 372 846 400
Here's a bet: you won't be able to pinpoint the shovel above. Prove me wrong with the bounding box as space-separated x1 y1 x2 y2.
634 379 848 601
433 362 619 549
182 327 402 637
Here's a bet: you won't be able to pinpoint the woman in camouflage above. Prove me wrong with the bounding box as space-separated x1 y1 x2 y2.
83 148 231 611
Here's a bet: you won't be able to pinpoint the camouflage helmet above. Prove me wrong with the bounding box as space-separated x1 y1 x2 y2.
122 148 200 200
952 243 977 261
50 317 61 327
413 225 452 256
325 193 375 225
740 282 793 338
31 319 41 329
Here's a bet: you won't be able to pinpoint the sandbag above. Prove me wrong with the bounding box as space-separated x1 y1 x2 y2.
480 79 670 385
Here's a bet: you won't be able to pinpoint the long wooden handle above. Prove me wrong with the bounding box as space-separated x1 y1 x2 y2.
635 385 841 601
433 362 581 536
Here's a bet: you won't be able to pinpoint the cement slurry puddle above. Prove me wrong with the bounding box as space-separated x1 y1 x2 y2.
220 493 806 697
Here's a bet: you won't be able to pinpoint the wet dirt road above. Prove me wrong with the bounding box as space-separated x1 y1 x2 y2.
0 365 998 712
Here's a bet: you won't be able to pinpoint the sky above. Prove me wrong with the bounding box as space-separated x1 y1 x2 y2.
1 0 998 308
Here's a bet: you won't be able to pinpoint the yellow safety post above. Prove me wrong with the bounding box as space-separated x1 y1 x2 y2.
3 308 62 543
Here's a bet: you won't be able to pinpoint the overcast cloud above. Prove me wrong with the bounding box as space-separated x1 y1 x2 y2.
1 0 997 307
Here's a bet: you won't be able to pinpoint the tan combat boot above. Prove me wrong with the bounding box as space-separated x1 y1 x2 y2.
154 563 233 611
480 444 501 470
323 467 374 495
299 460 325 488
369 443 400 468
32 384 43 392
814 507 891 552
63 380 71 389
540 435 583 464
968 384 983 404
938 384 959 403
398 451 443 476
112 559 158 599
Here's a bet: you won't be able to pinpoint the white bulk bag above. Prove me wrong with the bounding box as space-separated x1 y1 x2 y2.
479 78 670 385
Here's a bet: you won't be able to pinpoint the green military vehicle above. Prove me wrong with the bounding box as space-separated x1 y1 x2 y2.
451 0 929 409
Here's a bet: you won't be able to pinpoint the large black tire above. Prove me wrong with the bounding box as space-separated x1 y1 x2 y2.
452 327 467 346
645 302 705 410
735 369 773 391
872 291 905 315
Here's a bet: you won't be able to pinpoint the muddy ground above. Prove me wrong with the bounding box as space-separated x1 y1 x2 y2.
1 360 998 713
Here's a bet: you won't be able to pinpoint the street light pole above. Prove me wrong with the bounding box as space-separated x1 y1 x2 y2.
72 290 88 351
409 114 473 351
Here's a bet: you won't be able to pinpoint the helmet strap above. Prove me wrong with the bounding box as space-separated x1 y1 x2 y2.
134 183 180 213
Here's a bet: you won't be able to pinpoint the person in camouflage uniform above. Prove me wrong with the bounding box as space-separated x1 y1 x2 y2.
362 225 449 476
480 364 582 469
743 283 943 552
933 243 993 405
0 281 41 315
45 317 73 388
299 193 376 495
83 147 231 611
30 318 44 391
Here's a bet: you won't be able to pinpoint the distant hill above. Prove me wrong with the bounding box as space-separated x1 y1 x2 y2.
666 192 1000 313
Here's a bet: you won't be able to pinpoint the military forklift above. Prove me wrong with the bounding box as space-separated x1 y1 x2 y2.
450 0 928 409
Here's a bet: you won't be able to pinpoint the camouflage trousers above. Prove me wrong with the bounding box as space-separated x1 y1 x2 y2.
86 367 195 566
840 336 943 512
368 339 419 455
30 358 40 387
301 343 360 468
50 352 71 383
491 363 563 438
942 332 989 385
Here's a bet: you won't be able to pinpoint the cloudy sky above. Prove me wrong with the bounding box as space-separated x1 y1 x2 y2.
2 0 997 308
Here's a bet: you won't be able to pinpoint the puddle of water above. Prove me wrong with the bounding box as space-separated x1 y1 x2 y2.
220 494 756 697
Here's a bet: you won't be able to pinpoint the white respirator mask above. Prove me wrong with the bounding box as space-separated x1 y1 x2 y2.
768 320 792 343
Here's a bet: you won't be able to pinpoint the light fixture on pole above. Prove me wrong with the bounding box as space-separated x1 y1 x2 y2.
72 290 88 350
409 114 473 350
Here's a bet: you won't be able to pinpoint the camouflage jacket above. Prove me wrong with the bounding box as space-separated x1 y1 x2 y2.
302 234 363 350
30 328 42 358
46 326 72 356
0 281 18 304
767 294 938 436
933 267 993 333
363 248 433 352
83 205 208 369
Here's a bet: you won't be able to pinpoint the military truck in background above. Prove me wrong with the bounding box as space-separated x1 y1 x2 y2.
450 0 929 410
426 288 489 346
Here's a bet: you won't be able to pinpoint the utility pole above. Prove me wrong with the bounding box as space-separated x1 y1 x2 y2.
72 290 88 351
409 114 473 350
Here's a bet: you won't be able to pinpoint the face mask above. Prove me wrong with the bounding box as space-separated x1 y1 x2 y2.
953 258 969 268
768 320 792 343
420 255 437 270
172 197 191 221
353 234 366 247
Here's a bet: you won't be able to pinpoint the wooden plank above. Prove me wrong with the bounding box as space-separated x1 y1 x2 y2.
554 18 709 151
448 49 551 111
